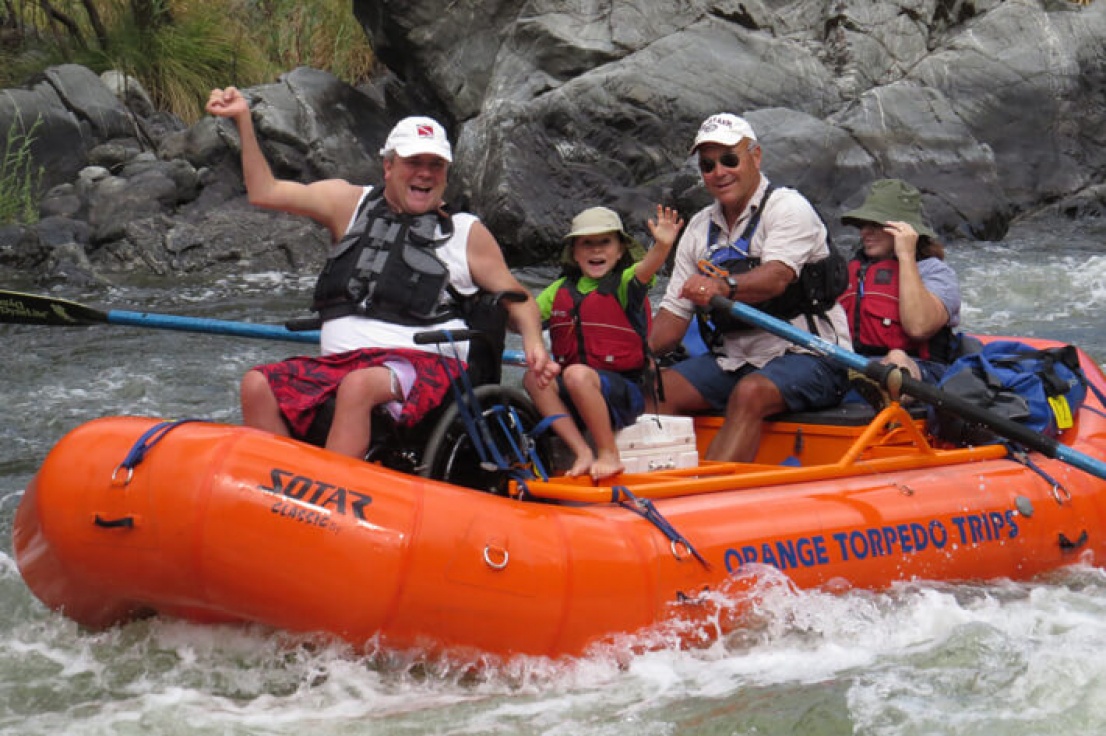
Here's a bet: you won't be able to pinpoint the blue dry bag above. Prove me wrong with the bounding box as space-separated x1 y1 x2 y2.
928 340 1090 446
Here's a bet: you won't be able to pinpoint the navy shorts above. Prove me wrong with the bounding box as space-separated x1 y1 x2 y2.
558 369 645 430
668 352 848 413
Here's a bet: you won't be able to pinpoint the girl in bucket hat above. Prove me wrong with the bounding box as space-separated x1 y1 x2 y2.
523 205 683 479
839 179 962 392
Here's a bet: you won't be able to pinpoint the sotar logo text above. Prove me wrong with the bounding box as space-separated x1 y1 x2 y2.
259 468 373 521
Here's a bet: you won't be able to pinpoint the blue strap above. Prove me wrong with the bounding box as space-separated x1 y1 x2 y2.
706 184 775 264
1003 442 1068 499
523 414 562 480
437 334 495 467
1083 405 1106 421
488 405 550 481
611 485 710 568
119 418 204 471
478 402 512 470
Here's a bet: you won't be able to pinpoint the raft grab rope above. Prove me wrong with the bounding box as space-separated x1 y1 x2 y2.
1003 443 1069 505
111 418 205 485
97 418 205 530
611 485 709 568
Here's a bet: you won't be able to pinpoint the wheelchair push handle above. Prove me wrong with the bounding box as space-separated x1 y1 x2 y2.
413 328 486 345
285 316 323 332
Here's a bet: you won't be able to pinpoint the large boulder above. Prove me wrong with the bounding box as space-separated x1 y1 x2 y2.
911 0 1106 209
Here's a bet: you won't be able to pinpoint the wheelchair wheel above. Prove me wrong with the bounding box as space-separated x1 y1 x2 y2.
420 385 550 494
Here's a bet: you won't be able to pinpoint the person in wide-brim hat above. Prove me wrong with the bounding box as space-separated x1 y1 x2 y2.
559 206 646 271
527 203 684 481
839 178 962 390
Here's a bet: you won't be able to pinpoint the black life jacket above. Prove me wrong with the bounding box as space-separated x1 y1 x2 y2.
312 193 458 326
698 185 848 343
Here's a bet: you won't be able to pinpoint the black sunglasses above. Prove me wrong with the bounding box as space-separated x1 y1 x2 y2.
698 152 742 174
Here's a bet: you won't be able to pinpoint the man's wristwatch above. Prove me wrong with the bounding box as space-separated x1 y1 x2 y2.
723 275 738 300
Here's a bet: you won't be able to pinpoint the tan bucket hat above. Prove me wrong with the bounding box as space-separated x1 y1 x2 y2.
560 207 646 265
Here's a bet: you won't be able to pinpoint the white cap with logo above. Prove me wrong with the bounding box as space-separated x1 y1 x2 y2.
380 116 453 162
690 113 757 153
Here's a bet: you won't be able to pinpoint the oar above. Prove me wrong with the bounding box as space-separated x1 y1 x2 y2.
0 289 529 363
0 288 320 343
708 295 1106 482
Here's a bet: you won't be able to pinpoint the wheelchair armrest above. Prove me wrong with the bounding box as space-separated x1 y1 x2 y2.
494 290 529 305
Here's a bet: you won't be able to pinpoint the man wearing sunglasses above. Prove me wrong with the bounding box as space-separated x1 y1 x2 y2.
648 113 852 463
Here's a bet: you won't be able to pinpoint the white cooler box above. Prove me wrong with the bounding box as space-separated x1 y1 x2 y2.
615 414 699 473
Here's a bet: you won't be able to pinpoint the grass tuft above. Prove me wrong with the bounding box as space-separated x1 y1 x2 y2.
0 114 44 225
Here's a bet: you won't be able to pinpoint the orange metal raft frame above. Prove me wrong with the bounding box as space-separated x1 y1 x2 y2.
13 344 1106 659
519 404 1010 503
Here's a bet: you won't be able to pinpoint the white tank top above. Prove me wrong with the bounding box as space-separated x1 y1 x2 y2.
320 187 477 360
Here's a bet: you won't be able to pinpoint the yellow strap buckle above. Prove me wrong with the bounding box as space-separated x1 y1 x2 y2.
1048 395 1074 430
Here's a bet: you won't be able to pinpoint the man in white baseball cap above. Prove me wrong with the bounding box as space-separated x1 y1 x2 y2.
689 113 758 153
648 112 852 463
379 116 453 162
205 86 558 458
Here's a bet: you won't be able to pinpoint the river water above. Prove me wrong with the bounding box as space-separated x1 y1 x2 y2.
2 214 1105 735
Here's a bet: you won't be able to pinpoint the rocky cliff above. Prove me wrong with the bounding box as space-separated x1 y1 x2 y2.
2 0 1103 284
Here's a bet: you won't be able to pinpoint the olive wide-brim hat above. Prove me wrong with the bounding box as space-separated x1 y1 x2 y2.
841 179 937 239
560 206 646 266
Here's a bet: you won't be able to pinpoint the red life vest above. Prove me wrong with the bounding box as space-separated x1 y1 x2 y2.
548 273 650 374
839 256 952 361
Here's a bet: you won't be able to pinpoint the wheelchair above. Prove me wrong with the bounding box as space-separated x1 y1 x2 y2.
298 291 555 495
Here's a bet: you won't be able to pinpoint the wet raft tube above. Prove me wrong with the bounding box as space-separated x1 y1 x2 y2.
14 344 1106 659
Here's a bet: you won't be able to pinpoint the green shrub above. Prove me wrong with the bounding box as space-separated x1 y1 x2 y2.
0 0 375 123
78 1 274 123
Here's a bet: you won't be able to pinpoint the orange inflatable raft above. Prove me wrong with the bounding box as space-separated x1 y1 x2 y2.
14 339 1106 659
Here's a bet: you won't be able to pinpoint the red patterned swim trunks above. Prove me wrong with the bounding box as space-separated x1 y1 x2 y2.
255 347 466 438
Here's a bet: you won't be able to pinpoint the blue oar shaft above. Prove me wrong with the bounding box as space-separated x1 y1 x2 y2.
106 309 530 365
106 310 320 343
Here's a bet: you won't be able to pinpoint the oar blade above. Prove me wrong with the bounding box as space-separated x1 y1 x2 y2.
0 290 108 326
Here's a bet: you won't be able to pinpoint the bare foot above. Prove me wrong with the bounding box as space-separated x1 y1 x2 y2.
565 451 596 477
589 452 625 480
